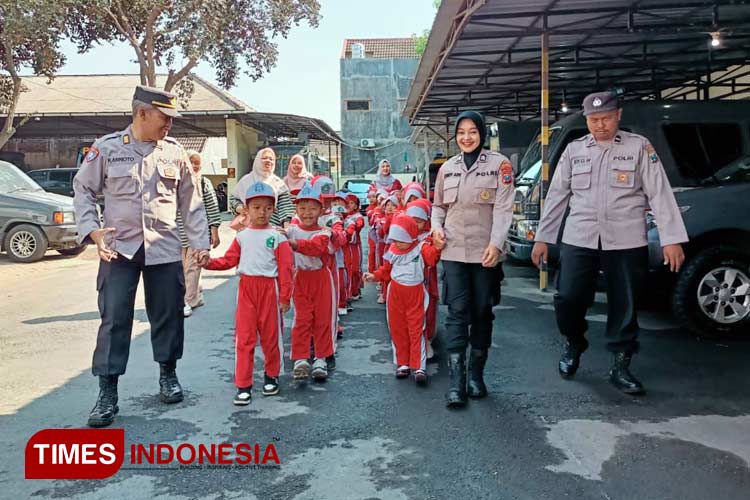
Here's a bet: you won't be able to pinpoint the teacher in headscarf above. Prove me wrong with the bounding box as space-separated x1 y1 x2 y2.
370 159 402 194
431 111 515 409
230 147 296 228
284 153 313 197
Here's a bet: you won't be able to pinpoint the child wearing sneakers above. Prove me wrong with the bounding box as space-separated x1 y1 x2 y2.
286 184 336 382
364 215 444 385
330 192 350 316
203 182 293 405
344 193 365 302
406 199 439 362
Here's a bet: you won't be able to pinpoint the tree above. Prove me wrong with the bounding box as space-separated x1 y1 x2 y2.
413 0 442 57
68 0 321 99
0 0 69 149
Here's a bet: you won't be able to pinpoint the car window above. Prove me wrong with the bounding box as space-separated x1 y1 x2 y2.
663 123 743 181
346 182 371 193
0 161 43 193
28 171 47 183
49 171 72 183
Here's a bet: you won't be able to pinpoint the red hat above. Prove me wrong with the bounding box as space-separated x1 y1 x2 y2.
345 192 360 206
387 214 419 243
405 199 430 221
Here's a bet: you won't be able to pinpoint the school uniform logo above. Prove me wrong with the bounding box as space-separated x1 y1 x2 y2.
265 236 276 249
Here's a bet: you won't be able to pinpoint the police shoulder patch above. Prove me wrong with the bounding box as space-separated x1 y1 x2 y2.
645 143 659 164
500 160 513 185
85 147 100 163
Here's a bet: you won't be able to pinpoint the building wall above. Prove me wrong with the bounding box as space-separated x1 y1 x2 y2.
340 57 419 175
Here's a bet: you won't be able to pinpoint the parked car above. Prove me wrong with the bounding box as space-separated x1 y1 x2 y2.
342 178 373 213
0 161 85 263
27 168 78 197
508 100 750 337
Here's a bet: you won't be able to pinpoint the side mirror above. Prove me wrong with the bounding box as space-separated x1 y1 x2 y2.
510 153 520 175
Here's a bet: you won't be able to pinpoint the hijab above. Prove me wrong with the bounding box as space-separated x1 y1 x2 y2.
232 147 289 201
373 159 397 189
284 153 312 192
455 111 487 169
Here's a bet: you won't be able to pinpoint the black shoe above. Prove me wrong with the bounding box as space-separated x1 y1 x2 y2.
262 375 279 396
445 352 467 408
559 339 588 379
326 355 336 371
234 386 252 405
337 329 344 340
346 300 353 312
609 352 646 395
467 349 488 399
159 362 184 404
88 376 119 428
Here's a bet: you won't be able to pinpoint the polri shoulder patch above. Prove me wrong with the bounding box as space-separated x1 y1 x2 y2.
500 160 513 185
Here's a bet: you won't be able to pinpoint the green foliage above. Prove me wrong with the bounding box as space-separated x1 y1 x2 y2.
414 0 442 57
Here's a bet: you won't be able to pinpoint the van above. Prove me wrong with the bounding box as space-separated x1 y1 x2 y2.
508 100 750 337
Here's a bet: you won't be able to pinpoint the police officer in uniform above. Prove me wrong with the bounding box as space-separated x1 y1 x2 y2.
431 111 515 408
74 86 210 427
532 91 688 394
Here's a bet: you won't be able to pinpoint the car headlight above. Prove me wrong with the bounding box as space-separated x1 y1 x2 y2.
516 219 539 241
53 211 75 224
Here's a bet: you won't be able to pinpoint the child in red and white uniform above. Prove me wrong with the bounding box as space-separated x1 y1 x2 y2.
344 193 365 302
375 195 400 304
287 184 337 381
364 215 444 385
402 182 426 205
406 199 439 362
366 190 380 274
203 182 293 405
330 191 350 316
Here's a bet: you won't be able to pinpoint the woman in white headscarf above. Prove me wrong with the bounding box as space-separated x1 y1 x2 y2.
283 153 313 195
370 159 402 194
230 147 296 227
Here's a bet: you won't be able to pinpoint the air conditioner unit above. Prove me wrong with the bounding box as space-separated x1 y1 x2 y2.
360 139 375 148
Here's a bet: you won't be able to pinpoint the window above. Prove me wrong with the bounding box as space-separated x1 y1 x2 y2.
663 123 743 181
346 100 370 112
48 171 71 184
28 171 46 183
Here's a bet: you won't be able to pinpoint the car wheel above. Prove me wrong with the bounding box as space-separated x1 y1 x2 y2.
672 245 750 338
57 246 87 257
4 224 49 263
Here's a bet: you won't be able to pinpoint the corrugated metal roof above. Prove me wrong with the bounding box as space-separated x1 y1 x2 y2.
11 74 254 115
341 38 419 59
406 0 750 124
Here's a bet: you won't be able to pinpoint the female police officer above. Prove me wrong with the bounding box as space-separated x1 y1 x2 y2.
431 111 515 408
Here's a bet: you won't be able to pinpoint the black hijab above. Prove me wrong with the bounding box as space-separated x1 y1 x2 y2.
455 111 487 168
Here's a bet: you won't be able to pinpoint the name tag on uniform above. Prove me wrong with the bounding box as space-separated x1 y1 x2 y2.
162 167 177 179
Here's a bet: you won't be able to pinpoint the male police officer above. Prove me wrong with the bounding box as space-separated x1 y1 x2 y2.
532 91 688 394
74 86 210 427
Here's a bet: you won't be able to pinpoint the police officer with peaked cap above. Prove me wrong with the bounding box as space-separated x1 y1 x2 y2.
73 85 210 427
532 91 688 395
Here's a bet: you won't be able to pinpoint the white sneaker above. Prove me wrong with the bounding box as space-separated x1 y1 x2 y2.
311 358 328 381
338 307 348 316
293 359 311 380
426 342 435 359
183 304 193 317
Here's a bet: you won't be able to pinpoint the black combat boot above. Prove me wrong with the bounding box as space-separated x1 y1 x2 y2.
445 352 467 408
558 338 589 379
159 362 184 403
608 352 645 395
87 375 119 428
467 349 488 399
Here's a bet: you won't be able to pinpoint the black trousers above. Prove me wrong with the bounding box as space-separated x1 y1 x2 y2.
92 245 185 376
442 260 504 353
553 243 648 355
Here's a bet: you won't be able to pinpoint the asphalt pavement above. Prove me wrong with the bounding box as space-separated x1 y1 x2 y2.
1 222 749 500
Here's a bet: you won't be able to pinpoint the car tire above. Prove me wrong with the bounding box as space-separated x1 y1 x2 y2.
672 245 750 338
57 246 87 257
4 224 49 263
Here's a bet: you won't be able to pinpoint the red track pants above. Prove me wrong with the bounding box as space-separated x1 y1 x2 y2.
291 268 336 360
234 275 284 388
386 281 429 371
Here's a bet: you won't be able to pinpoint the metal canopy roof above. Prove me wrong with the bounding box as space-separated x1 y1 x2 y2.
239 112 342 143
406 0 750 124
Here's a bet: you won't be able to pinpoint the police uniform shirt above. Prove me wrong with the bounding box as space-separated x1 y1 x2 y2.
431 149 515 263
73 126 210 264
535 130 688 250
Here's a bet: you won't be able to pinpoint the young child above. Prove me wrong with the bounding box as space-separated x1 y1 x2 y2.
402 183 426 204
366 190 380 275
330 191 350 316
203 182 293 405
364 215 444 385
344 193 365 302
286 184 337 381
375 195 400 304
406 199 438 362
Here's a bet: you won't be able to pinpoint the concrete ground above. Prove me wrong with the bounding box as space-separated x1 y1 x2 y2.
1 222 749 500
